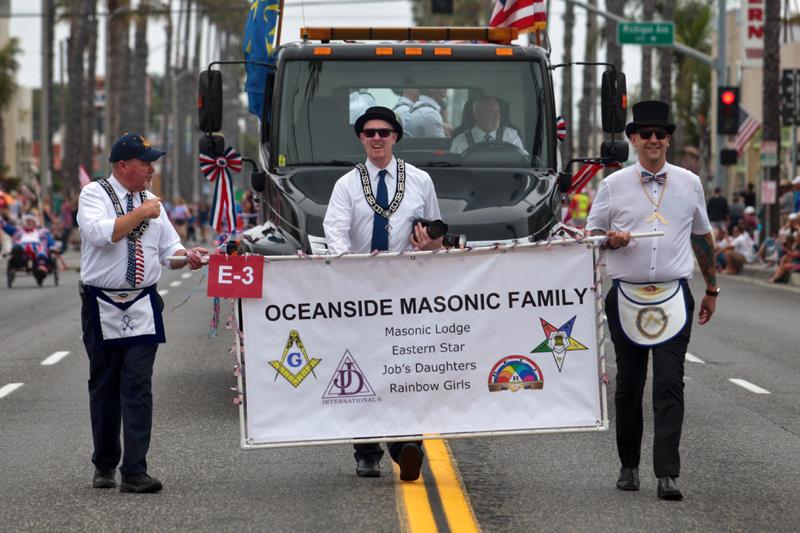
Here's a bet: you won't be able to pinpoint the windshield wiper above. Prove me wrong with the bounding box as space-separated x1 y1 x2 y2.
291 160 354 166
424 161 462 167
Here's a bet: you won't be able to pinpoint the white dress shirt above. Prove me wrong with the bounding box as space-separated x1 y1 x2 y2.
78 175 184 288
323 156 442 254
405 95 446 138
586 162 712 283
449 125 525 154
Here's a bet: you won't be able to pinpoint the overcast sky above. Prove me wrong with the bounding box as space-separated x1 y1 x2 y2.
8 0 751 104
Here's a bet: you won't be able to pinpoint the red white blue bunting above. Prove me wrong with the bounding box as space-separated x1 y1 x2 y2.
199 146 243 233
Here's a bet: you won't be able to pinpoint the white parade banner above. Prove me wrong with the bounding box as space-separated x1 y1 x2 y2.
239 243 605 448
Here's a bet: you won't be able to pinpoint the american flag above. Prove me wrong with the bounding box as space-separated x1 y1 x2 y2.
489 0 547 32
734 106 761 155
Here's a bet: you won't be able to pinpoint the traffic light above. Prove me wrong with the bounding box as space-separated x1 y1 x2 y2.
432 0 454 14
717 86 739 135
720 148 738 166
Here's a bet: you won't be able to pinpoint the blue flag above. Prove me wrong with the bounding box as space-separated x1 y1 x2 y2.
243 0 279 118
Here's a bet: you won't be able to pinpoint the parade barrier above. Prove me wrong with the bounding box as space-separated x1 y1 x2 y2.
224 235 671 449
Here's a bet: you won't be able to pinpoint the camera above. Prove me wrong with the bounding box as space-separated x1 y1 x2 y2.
413 219 464 248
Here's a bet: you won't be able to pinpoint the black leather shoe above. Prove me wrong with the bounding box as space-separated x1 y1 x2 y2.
616 466 640 491
92 468 116 489
657 476 683 501
398 443 424 482
356 457 381 478
119 473 163 493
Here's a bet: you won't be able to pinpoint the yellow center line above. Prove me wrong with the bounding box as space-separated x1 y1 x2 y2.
425 439 481 533
395 439 481 533
394 463 437 533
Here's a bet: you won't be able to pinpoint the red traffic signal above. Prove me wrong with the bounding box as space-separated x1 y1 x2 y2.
721 90 736 106
717 86 740 135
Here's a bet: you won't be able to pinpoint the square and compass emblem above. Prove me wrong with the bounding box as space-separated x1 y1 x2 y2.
269 330 321 387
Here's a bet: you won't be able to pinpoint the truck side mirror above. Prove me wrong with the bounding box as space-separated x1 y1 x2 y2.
601 140 629 163
558 171 572 193
601 70 627 134
251 171 267 193
199 70 223 133
199 134 225 157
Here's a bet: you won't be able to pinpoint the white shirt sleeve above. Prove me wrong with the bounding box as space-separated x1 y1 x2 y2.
422 174 442 220
505 128 524 150
77 183 116 247
449 132 468 154
691 178 713 235
323 175 355 254
417 107 446 138
586 179 611 232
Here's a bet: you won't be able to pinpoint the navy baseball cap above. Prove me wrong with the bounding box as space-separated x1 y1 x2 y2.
109 133 166 163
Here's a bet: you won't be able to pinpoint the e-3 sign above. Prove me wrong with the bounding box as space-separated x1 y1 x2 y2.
207 254 264 299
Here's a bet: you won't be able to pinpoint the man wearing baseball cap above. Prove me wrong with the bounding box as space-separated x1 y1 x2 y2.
77 133 208 493
323 107 443 481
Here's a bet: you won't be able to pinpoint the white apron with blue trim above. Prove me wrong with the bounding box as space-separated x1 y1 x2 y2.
85 285 166 348
614 279 689 347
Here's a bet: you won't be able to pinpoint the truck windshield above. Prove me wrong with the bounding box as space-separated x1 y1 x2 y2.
276 59 550 169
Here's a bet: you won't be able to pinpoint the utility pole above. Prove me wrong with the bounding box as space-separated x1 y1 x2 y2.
714 0 727 192
40 0 52 191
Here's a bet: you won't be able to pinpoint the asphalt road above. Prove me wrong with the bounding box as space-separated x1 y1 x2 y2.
1 251 798 532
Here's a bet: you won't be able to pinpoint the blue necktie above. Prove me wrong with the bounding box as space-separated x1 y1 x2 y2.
371 169 389 251
640 170 667 185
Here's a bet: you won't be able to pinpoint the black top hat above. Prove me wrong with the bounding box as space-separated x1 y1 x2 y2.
624 100 676 138
109 133 166 163
354 106 403 141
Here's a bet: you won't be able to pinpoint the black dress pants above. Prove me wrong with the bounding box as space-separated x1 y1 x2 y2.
354 441 424 464
605 287 694 478
81 296 158 476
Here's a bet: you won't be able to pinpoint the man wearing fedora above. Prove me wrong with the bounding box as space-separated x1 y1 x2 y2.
587 101 719 500
323 106 443 481
77 133 209 493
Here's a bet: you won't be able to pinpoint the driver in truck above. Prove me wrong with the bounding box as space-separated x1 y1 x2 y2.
449 95 525 154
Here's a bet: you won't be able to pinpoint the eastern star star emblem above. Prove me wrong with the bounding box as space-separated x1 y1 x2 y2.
531 316 588 372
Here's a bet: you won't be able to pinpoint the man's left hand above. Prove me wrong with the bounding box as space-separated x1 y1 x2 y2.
698 294 716 325
173 247 209 270
411 222 444 251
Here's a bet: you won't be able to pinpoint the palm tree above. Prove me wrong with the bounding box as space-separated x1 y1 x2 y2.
106 0 131 147
641 0 654 99
561 1 575 164
0 37 21 170
64 0 92 194
657 0 675 104
577 0 598 157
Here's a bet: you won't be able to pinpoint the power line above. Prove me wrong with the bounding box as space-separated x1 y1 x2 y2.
0 0 408 19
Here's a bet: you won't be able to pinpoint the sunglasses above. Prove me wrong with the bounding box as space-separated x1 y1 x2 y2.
637 128 669 140
362 128 395 139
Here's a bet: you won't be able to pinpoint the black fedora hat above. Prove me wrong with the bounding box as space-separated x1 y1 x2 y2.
354 106 403 141
625 100 676 138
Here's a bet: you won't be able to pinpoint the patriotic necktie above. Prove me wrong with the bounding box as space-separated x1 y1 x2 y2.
640 170 667 185
125 193 144 288
370 170 389 251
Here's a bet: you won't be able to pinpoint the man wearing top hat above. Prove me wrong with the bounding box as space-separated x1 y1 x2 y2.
323 107 443 481
77 133 209 493
587 101 719 500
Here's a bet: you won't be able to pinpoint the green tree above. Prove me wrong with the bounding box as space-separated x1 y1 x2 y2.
0 37 22 170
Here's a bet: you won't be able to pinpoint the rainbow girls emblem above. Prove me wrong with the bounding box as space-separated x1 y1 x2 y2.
487 355 544 392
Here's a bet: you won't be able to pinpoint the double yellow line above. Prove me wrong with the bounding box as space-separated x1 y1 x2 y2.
394 439 480 533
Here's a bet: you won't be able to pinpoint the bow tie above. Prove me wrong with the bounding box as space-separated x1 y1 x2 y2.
640 170 667 185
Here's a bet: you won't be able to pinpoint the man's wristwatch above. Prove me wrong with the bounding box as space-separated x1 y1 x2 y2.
705 287 720 297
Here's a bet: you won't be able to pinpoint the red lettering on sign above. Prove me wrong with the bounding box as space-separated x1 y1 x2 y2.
207 254 264 298
748 8 763 21
748 26 764 38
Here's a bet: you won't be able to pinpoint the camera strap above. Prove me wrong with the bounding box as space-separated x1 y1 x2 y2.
356 159 406 223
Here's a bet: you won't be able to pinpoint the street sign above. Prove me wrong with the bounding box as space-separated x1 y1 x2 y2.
760 140 778 168
781 69 800 126
617 22 674 46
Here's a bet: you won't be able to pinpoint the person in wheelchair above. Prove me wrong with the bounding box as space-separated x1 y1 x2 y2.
449 95 526 154
3 213 58 274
